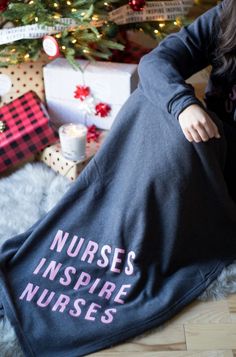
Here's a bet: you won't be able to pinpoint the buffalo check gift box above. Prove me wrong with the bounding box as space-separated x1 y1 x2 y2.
0 91 58 173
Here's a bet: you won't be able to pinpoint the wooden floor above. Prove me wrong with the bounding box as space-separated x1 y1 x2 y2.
89 293 236 357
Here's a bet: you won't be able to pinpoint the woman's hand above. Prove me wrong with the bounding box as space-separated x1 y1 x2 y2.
178 104 221 143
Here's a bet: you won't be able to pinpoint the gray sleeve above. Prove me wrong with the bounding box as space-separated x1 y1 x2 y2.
137 3 222 121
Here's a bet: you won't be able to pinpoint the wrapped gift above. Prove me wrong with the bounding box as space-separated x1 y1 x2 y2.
43 58 139 130
0 91 58 173
36 129 109 181
0 55 49 106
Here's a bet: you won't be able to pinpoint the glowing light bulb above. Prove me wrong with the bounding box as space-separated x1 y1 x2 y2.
159 23 165 28
175 18 182 26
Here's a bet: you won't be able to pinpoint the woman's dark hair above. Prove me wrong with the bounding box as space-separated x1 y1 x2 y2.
214 0 236 80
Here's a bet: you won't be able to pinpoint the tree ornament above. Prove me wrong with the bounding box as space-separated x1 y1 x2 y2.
74 85 91 101
0 120 6 133
43 35 60 58
128 0 146 11
95 102 111 117
0 74 12 96
0 0 9 12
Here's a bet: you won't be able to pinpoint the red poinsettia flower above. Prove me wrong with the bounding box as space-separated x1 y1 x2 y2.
87 124 101 143
74 85 90 101
95 102 111 117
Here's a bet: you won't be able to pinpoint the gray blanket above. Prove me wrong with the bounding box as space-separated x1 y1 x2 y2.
0 85 236 356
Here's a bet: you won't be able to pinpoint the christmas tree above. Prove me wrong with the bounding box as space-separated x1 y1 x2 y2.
0 0 217 68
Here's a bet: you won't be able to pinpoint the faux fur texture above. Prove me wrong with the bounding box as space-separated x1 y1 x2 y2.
0 162 236 356
0 162 72 356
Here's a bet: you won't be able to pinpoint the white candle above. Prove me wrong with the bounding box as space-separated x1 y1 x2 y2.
59 123 88 161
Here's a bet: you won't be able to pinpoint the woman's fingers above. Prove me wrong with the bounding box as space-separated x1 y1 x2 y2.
185 121 221 143
178 104 222 143
184 129 194 142
193 123 210 141
189 127 203 142
206 119 221 138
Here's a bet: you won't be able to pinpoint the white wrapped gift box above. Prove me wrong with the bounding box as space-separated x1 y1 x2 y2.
43 58 139 130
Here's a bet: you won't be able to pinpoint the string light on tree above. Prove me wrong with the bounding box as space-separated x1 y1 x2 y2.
53 13 61 19
103 1 113 11
24 53 30 60
0 0 197 66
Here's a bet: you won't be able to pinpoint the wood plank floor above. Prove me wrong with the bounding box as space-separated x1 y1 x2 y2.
89 293 236 357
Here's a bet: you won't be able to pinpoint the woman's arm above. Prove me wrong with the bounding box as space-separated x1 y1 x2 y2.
137 3 222 122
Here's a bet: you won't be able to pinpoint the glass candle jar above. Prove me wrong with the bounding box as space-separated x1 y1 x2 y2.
59 123 88 161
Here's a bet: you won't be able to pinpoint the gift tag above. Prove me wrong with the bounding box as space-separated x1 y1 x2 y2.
43 35 60 58
0 74 12 96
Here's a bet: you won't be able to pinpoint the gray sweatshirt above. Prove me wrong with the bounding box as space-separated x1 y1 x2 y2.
1 4 236 357
137 1 236 125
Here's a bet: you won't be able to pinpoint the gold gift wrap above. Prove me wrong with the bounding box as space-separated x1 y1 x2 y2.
36 130 109 181
0 55 49 106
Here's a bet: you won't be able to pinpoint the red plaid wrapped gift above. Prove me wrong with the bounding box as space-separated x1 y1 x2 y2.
0 91 58 173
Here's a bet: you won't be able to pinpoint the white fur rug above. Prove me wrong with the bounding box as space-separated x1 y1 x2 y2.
0 162 236 356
